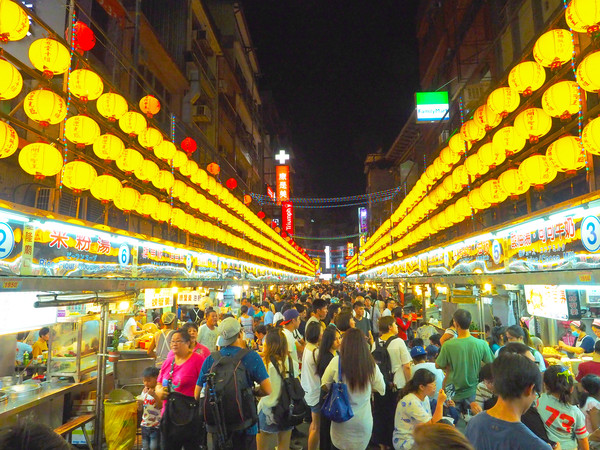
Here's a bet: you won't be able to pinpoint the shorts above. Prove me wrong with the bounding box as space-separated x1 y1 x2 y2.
310 404 321 414
258 409 293 434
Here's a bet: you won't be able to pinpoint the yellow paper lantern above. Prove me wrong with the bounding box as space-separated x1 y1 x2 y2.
96 93 128 122
181 159 198 178
0 0 29 41
425 165 438 184
477 142 506 169
455 196 472 219
449 133 472 156
182 185 195 205
206 176 217 195
28 38 70 78
465 153 489 178
0 59 22 100
62 161 97 194
468 188 490 211
533 29 574 69
452 165 469 190
460 120 486 144
170 208 186 229
442 174 457 196
119 111 147 137
440 146 460 166
116 148 143 174
433 157 451 180
185 214 196 233
138 127 163 150
65 115 101 149
508 61 546 96
195 218 206 236
473 105 502 131
196 193 206 211
583 117 600 155
0 121 19 158
518 154 557 190
152 170 175 192
93 134 124 162
480 179 508 206
136 194 158 217
91 174 122 204
498 168 530 199
154 140 177 161
171 180 187 200
542 80 580 120
492 126 526 157
576 51 600 93
133 159 159 183
18 143 63 179
23 90 67 128
172 151 188 170
514 108 553 143
114 187 140 212
546 135 587 175
487 87 520 118
565 0 600 34
69 69 104 102
139 95 161 118
151 202 172 223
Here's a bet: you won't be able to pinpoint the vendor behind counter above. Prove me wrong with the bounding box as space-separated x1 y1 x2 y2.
31 327 50 359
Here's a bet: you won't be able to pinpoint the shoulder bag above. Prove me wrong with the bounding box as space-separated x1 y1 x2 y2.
321 357 354 423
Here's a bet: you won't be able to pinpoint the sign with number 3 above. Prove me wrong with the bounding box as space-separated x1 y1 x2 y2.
581 216 600 253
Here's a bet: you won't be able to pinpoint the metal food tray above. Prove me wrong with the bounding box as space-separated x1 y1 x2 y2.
0 384 42 399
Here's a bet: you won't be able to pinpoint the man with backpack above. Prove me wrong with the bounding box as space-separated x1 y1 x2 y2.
195 317 272 449
371 315 412 448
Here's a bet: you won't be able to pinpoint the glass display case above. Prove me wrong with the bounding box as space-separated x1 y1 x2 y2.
47 314 100 382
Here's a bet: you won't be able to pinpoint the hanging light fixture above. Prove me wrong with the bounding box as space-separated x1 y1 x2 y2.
492 126 526 157
18 143 63 179
576 51 600 93
180 159 198 178
487 87 520 118
133 159 159 183
460 120 486 144
448 133 472 157
154 140 177 161
0 121 19 159
0 59 22 100
69 69 104 103
565 0 600 35
28 38 71 79
498 168 530 200
541 80 580 121
135 194 159 217
518 154 557 190
465 153 489 179
138 127 163 150
473 104 502 131
65 115 101 149
181 137 197 155
96 92 128 122
480 179 508 206
477 142 506 170
151 170 175 192
23 90 68 128
151 202 172 223
583 117 600 155
172 151 188 170
114 186 140 213
207 162 220 176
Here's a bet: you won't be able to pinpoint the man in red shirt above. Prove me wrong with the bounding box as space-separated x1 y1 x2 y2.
577 338 600 381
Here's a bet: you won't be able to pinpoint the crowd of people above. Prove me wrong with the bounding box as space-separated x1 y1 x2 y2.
5 283 600 450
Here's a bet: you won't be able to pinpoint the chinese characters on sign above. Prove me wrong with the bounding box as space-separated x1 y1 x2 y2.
144 288 173 309
282 201 294 234
177 291 201 305
275 165 290 205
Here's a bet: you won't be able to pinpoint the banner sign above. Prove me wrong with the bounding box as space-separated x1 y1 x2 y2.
177 290 202 305
266 185 276 202
347 242 354 258
275 165 290 205
0 218 24 276
358 207 368 235
282 201 294 234
144 288 173 309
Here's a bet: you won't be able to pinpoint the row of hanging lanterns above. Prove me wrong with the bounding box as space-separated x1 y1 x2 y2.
360 21 600 269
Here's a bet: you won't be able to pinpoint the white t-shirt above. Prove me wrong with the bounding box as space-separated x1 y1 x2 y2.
372 337 412 389
581 396 600 437
198 324 219 352
273 311 284 324
123 317 138 341
410 362 444 400
382 309 392 317
300 344 320 406
393 392 432 449
138 389 161 428
282 327 300 375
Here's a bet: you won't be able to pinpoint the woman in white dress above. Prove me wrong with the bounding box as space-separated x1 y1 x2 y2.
322 328 385 450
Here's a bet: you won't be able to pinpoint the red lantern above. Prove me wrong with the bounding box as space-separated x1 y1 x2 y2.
257 211 266 219
281 231 287 238
181 137 197 155
68 21 96 54
207 162 220 176
225 177 237 190
243 194 252 205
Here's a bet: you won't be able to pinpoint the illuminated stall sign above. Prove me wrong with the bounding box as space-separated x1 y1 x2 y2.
446 238 505 274
266 185 276 202
347 242 354 258
137 243 193 278
30 224 134 277
221 258 242 280
275 165 290 205
282 201 294 234
144 288 173 309
0 218 25 276
525 285 569 321
178 290 201 305
194 253 220 280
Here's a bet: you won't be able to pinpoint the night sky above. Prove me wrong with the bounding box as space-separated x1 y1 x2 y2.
241 1 420 198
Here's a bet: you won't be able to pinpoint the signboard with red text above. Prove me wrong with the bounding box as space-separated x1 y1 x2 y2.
282 201 294 234
267 185 276 202
275 165 290 205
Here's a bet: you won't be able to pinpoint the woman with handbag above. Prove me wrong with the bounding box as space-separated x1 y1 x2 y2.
316 325 342 450
156 328 207 450
257 328 294 450
322 328 385 450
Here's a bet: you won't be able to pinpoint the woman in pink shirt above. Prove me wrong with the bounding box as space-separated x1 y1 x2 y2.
156 328 207 450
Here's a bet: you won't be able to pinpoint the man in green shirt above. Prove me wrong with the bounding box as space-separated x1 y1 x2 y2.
436 309 494 413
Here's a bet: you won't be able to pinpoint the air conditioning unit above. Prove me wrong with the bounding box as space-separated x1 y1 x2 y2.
192 105 211 123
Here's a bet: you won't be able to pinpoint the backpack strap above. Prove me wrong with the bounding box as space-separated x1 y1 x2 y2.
384 335 398 349
337 355 343 383
270 356 288 380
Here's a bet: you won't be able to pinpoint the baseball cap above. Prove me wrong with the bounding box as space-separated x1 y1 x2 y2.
281 309 300 325
426 344 439 357
161 312 176 325
410 346 427 358
218 317 241 347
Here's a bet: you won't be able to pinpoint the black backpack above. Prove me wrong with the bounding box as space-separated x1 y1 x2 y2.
200 349 258 436
372 336 398 390
270 356 309 428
